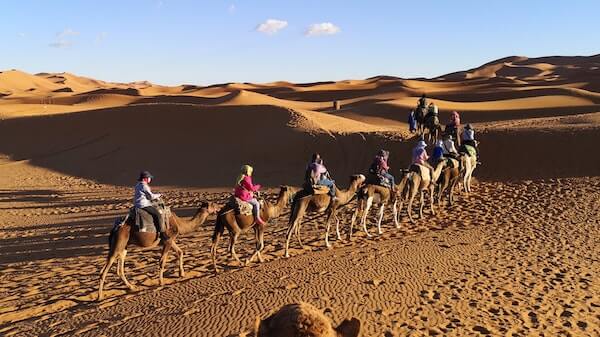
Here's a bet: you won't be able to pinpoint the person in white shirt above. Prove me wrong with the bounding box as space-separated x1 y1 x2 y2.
134 170 168 239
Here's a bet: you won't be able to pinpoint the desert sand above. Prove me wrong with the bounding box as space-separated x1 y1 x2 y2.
0 55 599 336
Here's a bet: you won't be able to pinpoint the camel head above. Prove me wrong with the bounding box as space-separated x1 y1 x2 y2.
255 302 361 337
199 201 218 215
350 174 366 188
278 185 299 205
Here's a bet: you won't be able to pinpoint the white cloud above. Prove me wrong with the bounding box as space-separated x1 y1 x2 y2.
57 28 79 38
256 19 288 35
49 40 72 48
95 32 108 44
18 32 26 38
228 4 236 13
305 22 341 36
50 28 79 48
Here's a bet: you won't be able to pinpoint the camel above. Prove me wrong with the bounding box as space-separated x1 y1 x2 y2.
349 170 410 238
211 185 296 272
436 157 461 207
461 152 477 193
284 174 365 258
254 302 361 337
98 201 217 301
406 161 447 223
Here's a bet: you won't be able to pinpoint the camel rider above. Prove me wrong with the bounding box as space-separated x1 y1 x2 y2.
134 171 168 240
370 149 396 190
460 124 480 162
418 93 427 110
234 165 265 225
304 153 322 186
442 133 459 159
411 140 435 175
309 158 336 198
445 111 461 145
426 102 439 124
430 139 445 166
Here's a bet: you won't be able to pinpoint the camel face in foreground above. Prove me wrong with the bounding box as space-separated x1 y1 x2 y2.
255 302 361 337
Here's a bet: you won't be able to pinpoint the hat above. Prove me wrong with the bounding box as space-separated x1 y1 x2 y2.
139 170 154 181
417 140 427 148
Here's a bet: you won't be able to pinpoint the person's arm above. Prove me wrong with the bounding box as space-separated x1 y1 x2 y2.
242 175 261 192
143 183 161 200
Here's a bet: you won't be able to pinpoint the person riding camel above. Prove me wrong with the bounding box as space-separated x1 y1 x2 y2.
430 139 445 166
234 165 265 225
442 133 459 159
134 170 168 240
308 157 336 198
418 93 427 110
304 153 322 186
369 149 396 191
445 111 461 144
411 140 435 175
460 124 480 162
426 102 439 123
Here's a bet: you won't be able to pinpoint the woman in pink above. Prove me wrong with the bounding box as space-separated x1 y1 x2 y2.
234 165 265 225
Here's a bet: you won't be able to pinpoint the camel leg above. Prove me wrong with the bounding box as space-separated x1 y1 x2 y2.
118 249 135 290
247 226 261 266
419 191 425 219
284 219 299 258
211 231 222 272
170 241 185 278
361 197 373 237
430 186 436 216
324 209 335 248
392 200 400 228
158 241 172 286
257 227 265 263
229 232 241 265
349 203 361 240
335 215 341 240
98 252 118 301
376 203 385 235
407 190 416 224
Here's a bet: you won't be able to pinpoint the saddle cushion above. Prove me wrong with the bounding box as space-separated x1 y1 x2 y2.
464 145 477 157
366 174 392 189
129 205 170 233
228 196 253 216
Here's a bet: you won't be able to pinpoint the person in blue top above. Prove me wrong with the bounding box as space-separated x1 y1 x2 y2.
430 139 445 166
408 109 417 133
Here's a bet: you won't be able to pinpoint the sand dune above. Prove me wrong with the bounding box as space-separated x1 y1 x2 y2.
0 55 599 336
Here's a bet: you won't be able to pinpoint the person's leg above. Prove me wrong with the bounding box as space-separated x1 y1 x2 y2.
319 178 336 197
248 199 264 224
142 206 167 238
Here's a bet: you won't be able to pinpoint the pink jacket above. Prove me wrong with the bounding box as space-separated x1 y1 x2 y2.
234 175 261 201
412 147 429 165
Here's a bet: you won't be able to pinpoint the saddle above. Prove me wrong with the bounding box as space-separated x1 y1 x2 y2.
445 157 460 169
366 173 392 189
409 164 431 181
225 196 254 216
128 203 171 233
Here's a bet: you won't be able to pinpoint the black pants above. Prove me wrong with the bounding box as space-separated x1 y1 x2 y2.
142 206 164 233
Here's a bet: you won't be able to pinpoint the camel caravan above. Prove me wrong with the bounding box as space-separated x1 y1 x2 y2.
98 97 480 300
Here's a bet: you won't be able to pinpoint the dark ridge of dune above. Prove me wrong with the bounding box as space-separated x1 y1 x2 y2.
53 87 73 93
78 88 140 96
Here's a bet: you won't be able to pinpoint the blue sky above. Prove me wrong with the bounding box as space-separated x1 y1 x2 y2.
2 0 599 85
